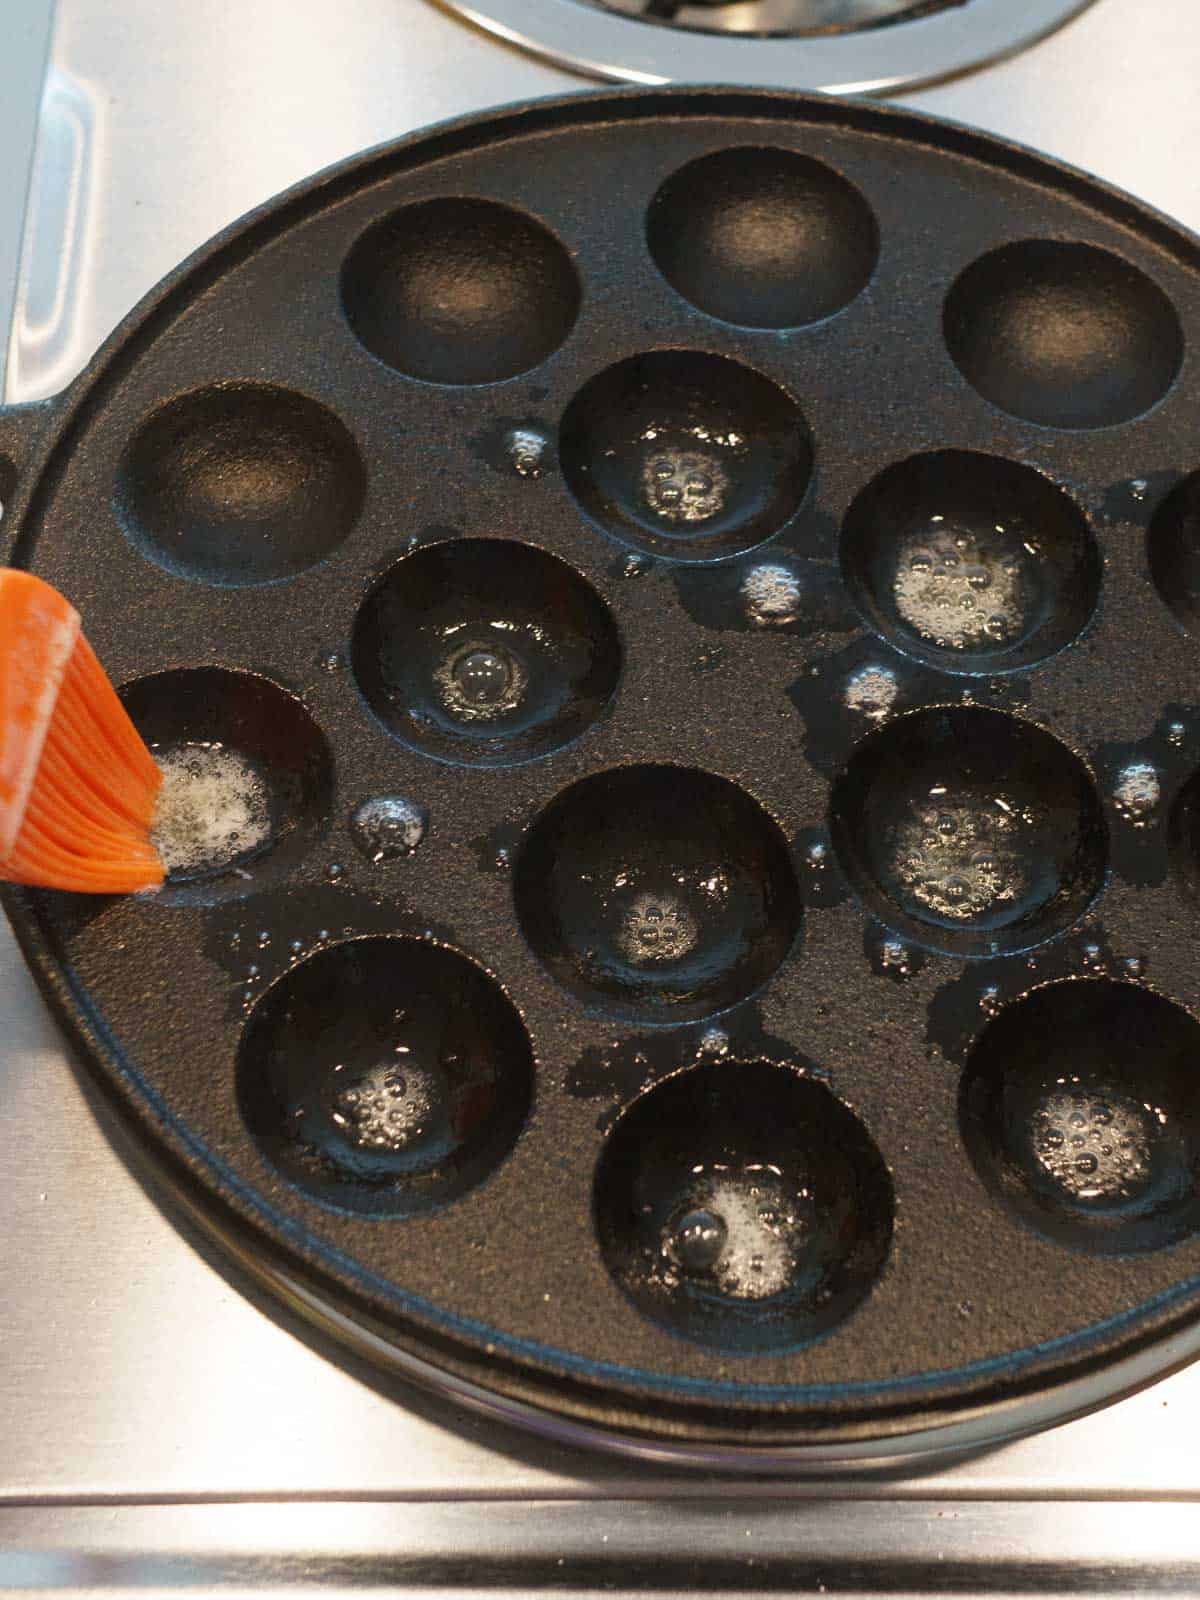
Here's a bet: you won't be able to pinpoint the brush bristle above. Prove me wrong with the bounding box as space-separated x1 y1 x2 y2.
3 632 164 893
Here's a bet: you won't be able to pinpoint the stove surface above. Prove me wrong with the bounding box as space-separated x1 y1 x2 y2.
3 0 1200 1589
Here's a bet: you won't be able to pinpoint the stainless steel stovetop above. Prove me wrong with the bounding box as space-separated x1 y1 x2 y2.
3 0 1200 1590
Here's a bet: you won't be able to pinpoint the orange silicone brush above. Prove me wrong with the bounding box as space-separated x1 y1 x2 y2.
0 570 164 893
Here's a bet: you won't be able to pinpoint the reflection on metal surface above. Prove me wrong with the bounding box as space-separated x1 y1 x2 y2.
588 0 958 37
7 69 101 404
0 0 53 400
2 1499 1200 1595
435 0 1098 92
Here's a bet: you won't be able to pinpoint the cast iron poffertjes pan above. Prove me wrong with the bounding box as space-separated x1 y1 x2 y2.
5 87 1200 1464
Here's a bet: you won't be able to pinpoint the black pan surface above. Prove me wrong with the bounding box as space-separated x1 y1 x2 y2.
4 88 1200 1451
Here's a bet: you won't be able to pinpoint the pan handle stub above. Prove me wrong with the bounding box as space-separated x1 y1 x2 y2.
0 397 58 527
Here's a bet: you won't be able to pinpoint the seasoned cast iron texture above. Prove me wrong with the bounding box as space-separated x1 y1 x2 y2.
4 88 1200 1451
